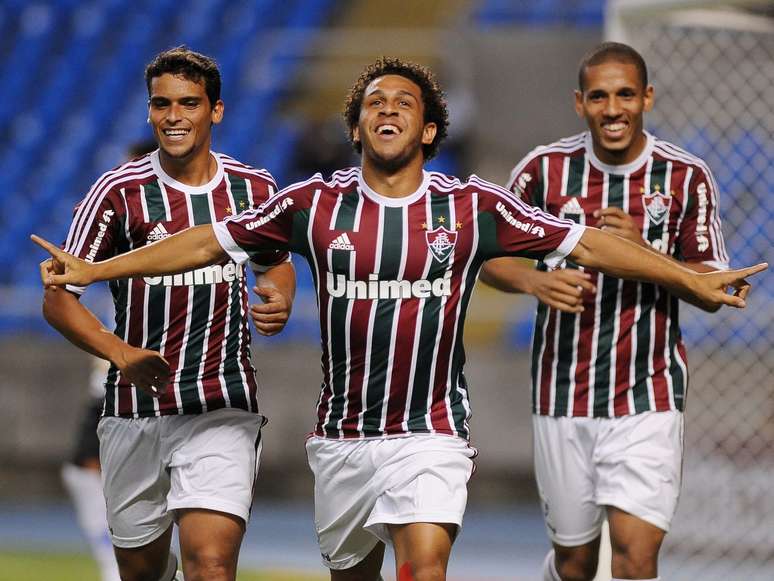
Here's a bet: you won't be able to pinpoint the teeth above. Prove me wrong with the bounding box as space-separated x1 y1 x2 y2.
604 123 626 132
377 125 399 135
164 129 188 136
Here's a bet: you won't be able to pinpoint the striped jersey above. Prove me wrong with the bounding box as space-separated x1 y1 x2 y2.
64 150 286 418
507 131 728 417
214 167 584 440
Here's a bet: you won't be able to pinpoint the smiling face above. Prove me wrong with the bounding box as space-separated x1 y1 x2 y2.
576 60 653 165
148 73 223 162
352 74 437 173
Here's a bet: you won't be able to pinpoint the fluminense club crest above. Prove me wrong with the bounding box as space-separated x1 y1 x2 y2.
425 226 457 263
642 185 672 226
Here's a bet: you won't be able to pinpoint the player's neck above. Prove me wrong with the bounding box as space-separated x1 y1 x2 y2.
593 131 648 167
360 155 425 199
159 147 217 186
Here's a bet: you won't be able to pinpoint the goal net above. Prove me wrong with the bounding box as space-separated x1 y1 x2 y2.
606 1 774 579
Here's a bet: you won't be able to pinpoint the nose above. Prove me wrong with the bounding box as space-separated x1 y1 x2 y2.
166 103 182 123
379 100 398 116
604 96 621 117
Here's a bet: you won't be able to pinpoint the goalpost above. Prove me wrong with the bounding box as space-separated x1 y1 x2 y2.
605 1 774 579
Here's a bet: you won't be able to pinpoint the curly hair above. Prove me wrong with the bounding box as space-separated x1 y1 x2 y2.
343 57 449 160
145 46 221 108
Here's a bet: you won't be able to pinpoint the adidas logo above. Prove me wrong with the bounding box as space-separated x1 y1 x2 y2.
328 232 355 251
561 197 583 215
147 223 171 242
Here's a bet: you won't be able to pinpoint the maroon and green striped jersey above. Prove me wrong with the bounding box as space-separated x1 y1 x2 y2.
214 167 584 440
63 150 286 418
507 131 728 418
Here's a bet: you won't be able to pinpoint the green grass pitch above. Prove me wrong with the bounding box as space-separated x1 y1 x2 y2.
0 550 327 581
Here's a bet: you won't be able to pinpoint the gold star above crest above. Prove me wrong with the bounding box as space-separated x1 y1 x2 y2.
225 206 233 215
654 184 661 191
456 221 462 229
437 215 446 224
640 187 645 193
421 222 428 230
239 200 246 209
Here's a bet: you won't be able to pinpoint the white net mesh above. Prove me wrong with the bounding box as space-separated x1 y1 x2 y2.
610 4 774 579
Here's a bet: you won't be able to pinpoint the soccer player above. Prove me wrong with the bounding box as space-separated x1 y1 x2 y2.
33 57 764 581
39 48 295 581
480 42 737 581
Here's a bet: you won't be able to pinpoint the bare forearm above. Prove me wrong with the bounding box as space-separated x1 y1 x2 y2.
569 228 702 303
479 257 537 294
256 261 296 304
42 287 127 362
93 225 226 282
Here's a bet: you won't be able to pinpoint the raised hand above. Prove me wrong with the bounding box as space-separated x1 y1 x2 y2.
250 285 292 336
532 268 596 313
594 207 645 246
113 345 171 398
692 263 768 310
32 235 94 288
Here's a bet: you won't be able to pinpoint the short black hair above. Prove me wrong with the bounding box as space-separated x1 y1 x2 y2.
578 42 648 92
343 57 449 160
145 46 221 108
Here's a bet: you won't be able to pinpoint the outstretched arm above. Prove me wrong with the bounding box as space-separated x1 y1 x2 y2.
569 227 765 310
33 224 226 287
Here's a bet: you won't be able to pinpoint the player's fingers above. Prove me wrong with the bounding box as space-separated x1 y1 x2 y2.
728 262 768 281
544 298 584 313
594 207 628 219
31 234 60 254
734 282 751 301
252 286 279 302
251 301 285 314
548 290 584 306
254 323 285 336
555 270 595 292
716 292 746 309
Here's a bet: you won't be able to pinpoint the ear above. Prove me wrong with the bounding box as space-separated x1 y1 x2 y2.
421 122 437 146
211 100 225 125
574 90 584 118
643 84 654 113
352 125 360 145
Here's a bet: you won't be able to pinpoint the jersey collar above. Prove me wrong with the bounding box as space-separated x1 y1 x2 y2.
151 150 224 195
584 130 654 175
357 168 431 207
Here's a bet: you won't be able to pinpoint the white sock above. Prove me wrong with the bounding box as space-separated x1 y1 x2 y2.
61 464 120 581
542 550 561 581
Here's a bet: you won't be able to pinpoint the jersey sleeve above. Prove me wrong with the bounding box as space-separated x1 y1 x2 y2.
213 188 300 266
506 149 543 207
63 188 126 295
677 165 729 269
477 180 584 268
243 172 291 271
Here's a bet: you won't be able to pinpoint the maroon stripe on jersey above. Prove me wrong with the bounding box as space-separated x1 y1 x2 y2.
428 193 476 434
67 161 154 256
382 200 433 434
571 294 597 416
613 281 638 416
340 196 382 435
308 190 341 434
538 309 559 414
197 185 236 410
651 288 671 410
546 154 569 200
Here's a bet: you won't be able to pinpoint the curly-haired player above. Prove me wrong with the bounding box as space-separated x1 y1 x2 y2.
34 56 765 581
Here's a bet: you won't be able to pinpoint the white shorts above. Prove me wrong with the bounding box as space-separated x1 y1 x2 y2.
98 407 265 548
305 434 476 570
533 411 684 546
